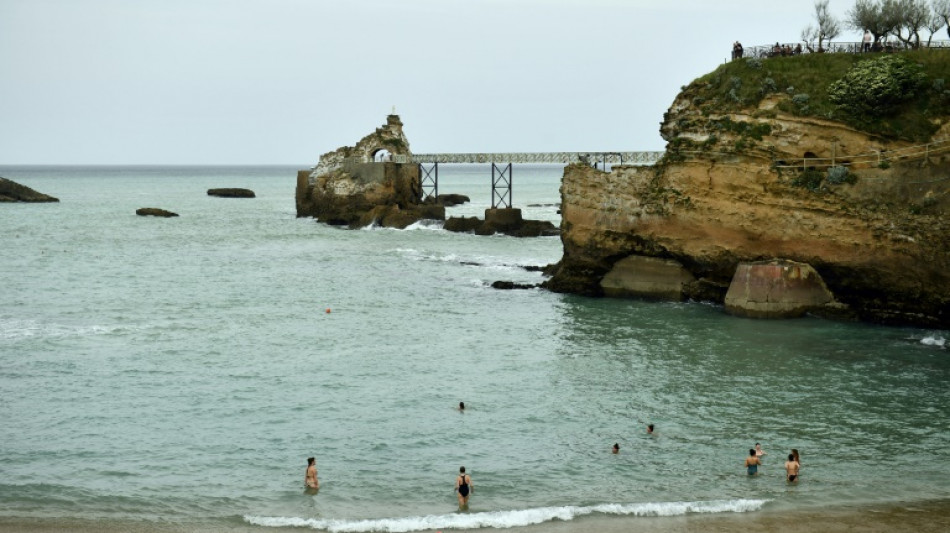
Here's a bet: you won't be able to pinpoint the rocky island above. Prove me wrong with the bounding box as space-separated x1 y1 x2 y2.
544 51 950 328
296 114 559 236
0 177 59 203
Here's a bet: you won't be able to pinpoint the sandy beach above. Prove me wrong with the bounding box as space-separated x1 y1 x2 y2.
3 500 949 533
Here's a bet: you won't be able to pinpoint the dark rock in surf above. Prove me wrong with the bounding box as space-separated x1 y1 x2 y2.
136 207 179 218
208 188 255 198
491 281 539 290
436 194 470 206
0 177 59 203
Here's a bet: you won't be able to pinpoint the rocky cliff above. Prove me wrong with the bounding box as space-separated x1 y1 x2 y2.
545 61 950 328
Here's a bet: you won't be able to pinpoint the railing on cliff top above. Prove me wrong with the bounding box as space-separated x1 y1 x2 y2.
770 137 950 173
737 39 950 59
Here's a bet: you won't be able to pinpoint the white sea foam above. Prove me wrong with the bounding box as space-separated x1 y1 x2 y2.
920 335 946 347
244 499 769 532
0 318 127 341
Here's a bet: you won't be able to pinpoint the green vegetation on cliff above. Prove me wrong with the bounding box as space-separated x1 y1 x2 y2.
687 50 950 141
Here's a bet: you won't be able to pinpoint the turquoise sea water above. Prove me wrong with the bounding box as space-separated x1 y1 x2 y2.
1 165 948 532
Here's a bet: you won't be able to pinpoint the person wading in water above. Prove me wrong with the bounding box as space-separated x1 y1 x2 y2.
454 466 473 509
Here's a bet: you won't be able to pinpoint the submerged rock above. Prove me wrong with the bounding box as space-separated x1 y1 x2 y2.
208 188 255 198
436 193 470 206
444 208 559 237
136 207 179 217
0 177 59 203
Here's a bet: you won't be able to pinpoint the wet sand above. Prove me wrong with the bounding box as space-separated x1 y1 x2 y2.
2 500 949 533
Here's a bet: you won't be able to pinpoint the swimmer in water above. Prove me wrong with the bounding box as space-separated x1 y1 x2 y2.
454 466 473 509
785 453 801 482
755 442 766 458
612 443 620 454
745 449 761 476
305 457 319 490
458 401 465 411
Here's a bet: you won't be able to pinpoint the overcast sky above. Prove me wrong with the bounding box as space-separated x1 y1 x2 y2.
1 0 870 165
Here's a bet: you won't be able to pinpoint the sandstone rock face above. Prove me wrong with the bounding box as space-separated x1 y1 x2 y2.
208 188 255 198
601 255 696 300
136 208 178 217
724 260 834 318
0 177 59 202
545 93 950 327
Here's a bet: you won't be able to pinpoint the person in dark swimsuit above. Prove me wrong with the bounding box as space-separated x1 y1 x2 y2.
455 466 472 509
745 449 761 475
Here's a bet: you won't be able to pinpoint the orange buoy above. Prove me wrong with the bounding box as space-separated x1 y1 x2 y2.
325 308 331 314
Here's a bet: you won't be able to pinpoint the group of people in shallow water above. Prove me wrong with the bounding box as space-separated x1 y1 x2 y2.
303 402 477 509
745 443 802 482
304 408 801 511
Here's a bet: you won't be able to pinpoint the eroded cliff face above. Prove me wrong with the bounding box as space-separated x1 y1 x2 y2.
545 91 950 328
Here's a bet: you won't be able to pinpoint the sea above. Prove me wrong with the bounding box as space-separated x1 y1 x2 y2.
1 164 948 532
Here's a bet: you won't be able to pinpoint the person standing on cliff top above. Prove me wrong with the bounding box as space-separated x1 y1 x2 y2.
863 29 872 52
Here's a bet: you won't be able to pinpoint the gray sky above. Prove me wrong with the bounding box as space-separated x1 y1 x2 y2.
1 0 866 165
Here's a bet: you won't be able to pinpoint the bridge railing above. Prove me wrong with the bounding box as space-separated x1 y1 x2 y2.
410 151 664 165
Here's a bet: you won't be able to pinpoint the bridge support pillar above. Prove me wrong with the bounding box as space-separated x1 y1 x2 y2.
484 208 523 231
420 162 438 201
491 163 512 208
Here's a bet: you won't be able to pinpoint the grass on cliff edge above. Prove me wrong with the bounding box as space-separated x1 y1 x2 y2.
687 49 950 142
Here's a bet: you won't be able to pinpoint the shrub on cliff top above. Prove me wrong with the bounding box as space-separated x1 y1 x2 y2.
828 55 927 117
688 50 949 142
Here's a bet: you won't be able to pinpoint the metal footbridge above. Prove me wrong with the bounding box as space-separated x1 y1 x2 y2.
408 151 663 208
409 151 663 165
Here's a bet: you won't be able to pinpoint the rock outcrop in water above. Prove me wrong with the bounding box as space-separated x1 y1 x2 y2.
544 62 950 327
296 116 562 234
295 115 444 228
208 188 255 198
136 207 179 217
444 208 559 237
0 177 59 203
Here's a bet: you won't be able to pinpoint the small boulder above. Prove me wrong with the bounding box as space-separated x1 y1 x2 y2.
136 207 179 218
208 188 255 198
0 177 59 202
437 193 470 206
724 259 834 318
444 216 483 233
491 281 538 290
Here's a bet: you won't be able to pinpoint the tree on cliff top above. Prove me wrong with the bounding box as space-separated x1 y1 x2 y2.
847 0 900 44
802 0 841 51
933 0 950 39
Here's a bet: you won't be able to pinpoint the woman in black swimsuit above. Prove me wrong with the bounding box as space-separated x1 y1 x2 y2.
455 466 472 509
